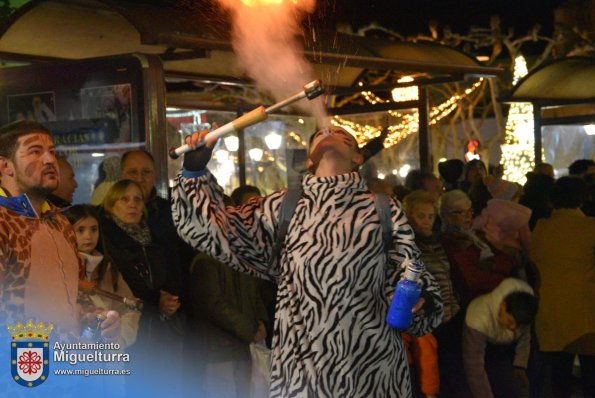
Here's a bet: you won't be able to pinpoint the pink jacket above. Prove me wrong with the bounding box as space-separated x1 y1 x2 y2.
473 199 532 253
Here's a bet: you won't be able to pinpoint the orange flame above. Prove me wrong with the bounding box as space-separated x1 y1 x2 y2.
240 0 299 6
217 0 325 121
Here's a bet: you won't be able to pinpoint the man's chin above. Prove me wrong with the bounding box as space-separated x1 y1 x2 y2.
310 146 348 164
46 181 59 192
32 185 58 198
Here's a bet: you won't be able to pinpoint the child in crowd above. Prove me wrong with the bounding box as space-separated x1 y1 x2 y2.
64 204 140 348
463 277 537 398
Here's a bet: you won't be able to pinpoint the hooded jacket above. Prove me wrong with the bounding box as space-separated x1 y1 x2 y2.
0 187 80 337
463 278 534 398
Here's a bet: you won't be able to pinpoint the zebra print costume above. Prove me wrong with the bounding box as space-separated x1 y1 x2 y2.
172 170 443 397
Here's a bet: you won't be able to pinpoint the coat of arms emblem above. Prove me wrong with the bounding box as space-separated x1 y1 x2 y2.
8 320 53 387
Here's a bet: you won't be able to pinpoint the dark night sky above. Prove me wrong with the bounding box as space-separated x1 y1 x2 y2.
113 0 566 38
326 0 565 37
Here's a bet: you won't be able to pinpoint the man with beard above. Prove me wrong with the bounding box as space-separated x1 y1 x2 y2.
0 121 119 339
172 125 443 397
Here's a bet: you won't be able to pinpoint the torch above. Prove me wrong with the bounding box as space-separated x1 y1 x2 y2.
79 280 143 311
168 79 324 159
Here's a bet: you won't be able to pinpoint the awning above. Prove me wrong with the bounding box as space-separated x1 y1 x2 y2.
0 0 501 89
504 56 595 123
507 56 595 106
503 56 595 164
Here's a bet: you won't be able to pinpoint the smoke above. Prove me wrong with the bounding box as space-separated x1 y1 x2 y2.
217 0 327 124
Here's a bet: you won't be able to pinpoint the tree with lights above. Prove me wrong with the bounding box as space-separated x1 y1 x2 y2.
500 55 535 185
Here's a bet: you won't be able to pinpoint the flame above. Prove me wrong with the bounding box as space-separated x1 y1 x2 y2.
217 0 324 121
240 0 299 6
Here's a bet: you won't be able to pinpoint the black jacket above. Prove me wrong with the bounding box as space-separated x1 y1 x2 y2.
97 208 181 349
98 210 170 306
145 191 195 302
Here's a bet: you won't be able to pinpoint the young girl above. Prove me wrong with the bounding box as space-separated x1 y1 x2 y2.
64 204 140 348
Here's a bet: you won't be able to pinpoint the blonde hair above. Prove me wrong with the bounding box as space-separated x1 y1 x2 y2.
403 190 438 216
102 179 147 220
439 189 471 218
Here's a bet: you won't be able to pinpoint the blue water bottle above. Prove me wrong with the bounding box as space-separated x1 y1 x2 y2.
81 314 106 342
387 260 423 330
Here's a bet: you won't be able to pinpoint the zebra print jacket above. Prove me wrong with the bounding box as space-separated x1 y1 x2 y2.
172 169 443 397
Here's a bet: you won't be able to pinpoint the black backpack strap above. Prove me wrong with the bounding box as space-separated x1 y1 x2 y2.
268 187 303 270
373 192 393 259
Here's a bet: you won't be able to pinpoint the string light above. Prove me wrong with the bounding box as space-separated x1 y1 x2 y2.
333 79 484 148
501 55 534 185
362 91 389 105
391 76 418 102
288 131 308 146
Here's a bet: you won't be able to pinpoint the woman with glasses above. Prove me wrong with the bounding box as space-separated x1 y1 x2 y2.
439 190 520 309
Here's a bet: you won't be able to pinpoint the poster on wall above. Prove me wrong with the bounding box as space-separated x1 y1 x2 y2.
7 91 57 123
81 83 132 143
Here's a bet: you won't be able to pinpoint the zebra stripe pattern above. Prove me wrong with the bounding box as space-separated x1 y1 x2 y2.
172 170 443 397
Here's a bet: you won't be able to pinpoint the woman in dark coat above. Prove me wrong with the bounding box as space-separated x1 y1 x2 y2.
98 179 181 349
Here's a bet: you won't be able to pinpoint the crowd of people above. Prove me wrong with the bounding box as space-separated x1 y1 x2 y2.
379 157 594 398
0 119 593 398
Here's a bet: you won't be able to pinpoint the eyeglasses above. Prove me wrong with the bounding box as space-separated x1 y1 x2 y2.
122 168 154 178
449 207 473 216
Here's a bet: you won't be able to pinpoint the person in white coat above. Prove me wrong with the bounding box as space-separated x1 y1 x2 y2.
463 278 537 398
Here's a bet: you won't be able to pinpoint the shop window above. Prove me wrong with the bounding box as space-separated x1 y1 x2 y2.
0 56 147 204
166 108 316 196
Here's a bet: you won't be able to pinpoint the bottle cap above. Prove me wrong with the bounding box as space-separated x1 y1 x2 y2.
403 259 423 281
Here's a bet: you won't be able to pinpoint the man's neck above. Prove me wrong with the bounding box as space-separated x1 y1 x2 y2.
314 159 353 177
144 187 158 204
2 183 47 216
27 195 47 216
315 168 354 177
